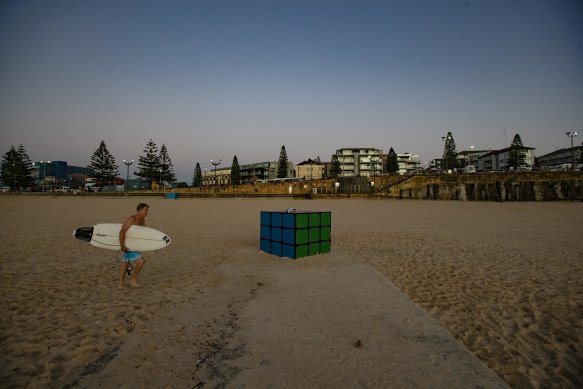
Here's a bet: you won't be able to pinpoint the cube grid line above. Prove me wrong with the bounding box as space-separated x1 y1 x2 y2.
260 210 331 259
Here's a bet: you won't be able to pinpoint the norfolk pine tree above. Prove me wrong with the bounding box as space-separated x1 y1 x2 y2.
277 145 289 178
231 155 241 184
1 145 34 190
386 147 399 174
442 132 458 171
330 154 342 178
17 144 35 188
507 133 527 170
88 140 119 186
134 139 160 188
159 144 176 186
192 162 203 187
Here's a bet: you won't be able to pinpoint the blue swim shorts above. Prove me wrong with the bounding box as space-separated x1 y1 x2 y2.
123 251 143 262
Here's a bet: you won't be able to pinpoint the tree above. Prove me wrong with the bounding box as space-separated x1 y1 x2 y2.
16 144 35 188
159 144 176 186
88 140 118 186
1 145 34 191
134 139 160 188
386 147 399 174
192 162 203 188
442 132 458 171
330 154 342 178
507 133 526 170
277 145 289 178
231 155 241 184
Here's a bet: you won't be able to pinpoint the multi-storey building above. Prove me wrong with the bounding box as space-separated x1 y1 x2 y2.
537 146 583 170
202 167 231 187
396 153 421 175
478 146 536 171
335 148 383 177
239 161 294 183
295 159 325 180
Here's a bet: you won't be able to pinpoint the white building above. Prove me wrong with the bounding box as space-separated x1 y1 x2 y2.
478 146 536 171
396 153 421 175
295 159 325 180
335 148 383 177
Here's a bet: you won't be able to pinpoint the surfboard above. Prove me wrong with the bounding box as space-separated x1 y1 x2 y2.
73 223 171 251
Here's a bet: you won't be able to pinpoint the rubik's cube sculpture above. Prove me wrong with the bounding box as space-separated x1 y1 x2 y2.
260 210 331 259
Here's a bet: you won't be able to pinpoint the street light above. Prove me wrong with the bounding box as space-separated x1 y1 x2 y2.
123 159 133 192
566 131 579 171
40 160 51 192
210 159 221 193
12 163 16 192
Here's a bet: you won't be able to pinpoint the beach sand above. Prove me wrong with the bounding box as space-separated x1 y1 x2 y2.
0 196 581 388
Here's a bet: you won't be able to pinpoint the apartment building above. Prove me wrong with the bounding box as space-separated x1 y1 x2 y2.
396 153 421 175
202 167 231 187
295 159 325 180
478 146 536 171
239 161 294 183
335 148 383 177
537 146 583 170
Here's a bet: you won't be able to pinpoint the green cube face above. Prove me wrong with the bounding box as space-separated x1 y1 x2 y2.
296 245 308 258
321 212 331 226
320 241 331 253
296 214 309 228
296 229 309 245
309 242 320 256
320 226 331 240
309 213 320 227
309 228 320 242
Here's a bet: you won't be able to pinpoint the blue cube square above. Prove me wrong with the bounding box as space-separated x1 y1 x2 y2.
271 227 282 242
260 226 271 240
260 239 271 253
282 244 297 259
283 228 295 244
261 212 271 226
271 213 283 227
271 242 282 256
283 213 295 228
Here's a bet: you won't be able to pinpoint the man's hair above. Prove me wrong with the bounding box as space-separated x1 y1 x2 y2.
137 203 149 211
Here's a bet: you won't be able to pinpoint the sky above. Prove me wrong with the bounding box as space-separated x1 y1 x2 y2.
1 0 582 182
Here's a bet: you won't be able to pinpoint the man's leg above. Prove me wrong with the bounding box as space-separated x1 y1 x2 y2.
118 261 129 289
130 257 145 288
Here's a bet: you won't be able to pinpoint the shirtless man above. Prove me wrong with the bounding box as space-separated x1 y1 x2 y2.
118 203 149 289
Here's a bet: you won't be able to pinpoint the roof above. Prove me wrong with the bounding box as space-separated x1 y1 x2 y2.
478 145 535 159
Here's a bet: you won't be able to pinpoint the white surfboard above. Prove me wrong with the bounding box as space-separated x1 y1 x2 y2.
73 223 171 251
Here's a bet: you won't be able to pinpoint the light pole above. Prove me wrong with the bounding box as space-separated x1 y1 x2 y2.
159 168 162 190
40 160 51 192
566 131 579 171
210 159 221 193
12 163 16 192
123 159 133 192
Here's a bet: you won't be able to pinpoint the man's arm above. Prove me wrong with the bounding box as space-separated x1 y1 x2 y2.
119 217 134 251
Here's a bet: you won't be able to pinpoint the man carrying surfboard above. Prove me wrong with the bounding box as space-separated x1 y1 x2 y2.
118 203 149 289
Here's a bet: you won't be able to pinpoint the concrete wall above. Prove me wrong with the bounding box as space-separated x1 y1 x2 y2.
42 172 579 201
380 172 583 201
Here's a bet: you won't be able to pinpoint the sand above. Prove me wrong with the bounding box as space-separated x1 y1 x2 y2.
0 196 581 388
